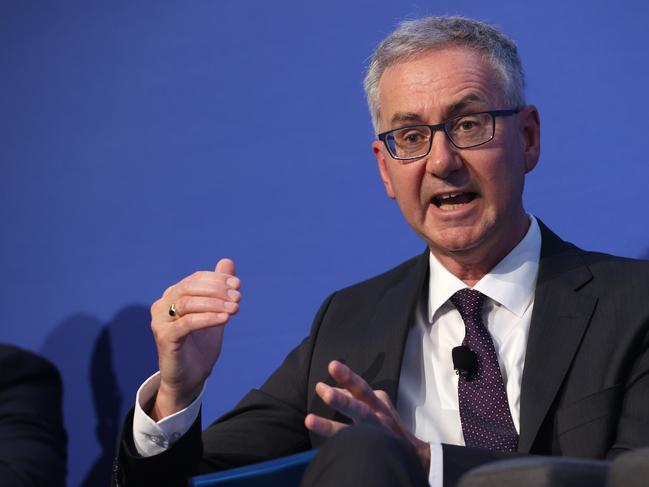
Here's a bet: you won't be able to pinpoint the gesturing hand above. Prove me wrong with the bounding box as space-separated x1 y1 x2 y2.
149 258 241 420
304 360 431 471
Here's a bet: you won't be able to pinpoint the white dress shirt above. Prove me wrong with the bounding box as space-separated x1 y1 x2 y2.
133 216 542 486
397 216 541 485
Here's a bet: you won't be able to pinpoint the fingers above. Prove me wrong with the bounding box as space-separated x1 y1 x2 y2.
154 259 241 317
152 290 239 325
327 360 389 414
315 382 380 426
373 389 392 407
311 360 401 433
309 362 431 471
169 311 232 334
163 271 240 303
304 413 347 437
168 257 239 300
151 258 242 338
173 295 239 317
215 258 236 275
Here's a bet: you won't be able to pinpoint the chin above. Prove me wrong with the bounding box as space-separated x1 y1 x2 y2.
422 225 489 255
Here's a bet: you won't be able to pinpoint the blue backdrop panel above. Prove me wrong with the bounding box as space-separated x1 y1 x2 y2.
2 1 648 485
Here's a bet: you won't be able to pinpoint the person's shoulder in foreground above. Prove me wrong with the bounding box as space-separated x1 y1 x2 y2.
0 344 67 487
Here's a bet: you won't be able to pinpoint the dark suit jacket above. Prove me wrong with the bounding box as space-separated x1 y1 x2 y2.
115 223 649 486
0 345 67 487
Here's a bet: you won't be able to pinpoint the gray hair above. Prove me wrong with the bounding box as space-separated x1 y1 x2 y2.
363 16 526 132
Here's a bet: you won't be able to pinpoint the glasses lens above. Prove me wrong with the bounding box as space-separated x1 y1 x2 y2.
446 113 494 148
386 126 432 159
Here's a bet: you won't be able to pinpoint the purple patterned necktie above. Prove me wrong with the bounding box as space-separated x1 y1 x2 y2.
450 288 519 451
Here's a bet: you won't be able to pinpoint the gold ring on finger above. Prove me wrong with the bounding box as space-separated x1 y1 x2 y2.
169 303 181 318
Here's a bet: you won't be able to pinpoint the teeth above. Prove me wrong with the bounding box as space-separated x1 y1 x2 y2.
432 191 476 209
439 203 464 211
438 192 463 200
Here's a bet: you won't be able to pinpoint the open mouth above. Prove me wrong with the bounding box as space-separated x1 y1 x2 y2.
432 192 477 210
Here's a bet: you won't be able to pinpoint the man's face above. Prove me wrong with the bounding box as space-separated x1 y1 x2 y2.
372 46 540 267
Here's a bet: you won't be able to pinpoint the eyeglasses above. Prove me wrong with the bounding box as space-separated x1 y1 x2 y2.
377 109 521 162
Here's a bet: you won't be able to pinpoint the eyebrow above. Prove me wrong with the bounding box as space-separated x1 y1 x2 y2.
389 112 426 126
445 94 488 117
388 94 489 128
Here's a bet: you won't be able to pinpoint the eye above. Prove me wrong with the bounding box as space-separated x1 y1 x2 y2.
394 127 429 145
405 132 423 143
453 116 482 132
446 113 493 147
459 120 478 131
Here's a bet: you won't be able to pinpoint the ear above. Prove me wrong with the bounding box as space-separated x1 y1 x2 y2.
519 105 541 173
372 140 396 199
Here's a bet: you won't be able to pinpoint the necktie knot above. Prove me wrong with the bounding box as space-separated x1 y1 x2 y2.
450 288 485 322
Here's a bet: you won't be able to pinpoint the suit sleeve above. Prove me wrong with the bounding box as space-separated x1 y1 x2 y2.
0 345 67 487
607 297 649 458
113 293 335 487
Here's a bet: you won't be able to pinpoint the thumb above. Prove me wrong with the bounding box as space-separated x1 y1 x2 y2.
215 258 236 276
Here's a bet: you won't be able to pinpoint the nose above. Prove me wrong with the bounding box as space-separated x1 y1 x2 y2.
425 129 463 179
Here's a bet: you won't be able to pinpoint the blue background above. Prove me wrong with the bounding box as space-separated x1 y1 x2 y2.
2 1 649 485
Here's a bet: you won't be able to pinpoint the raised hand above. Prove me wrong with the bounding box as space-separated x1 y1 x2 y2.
305 360 431 471
149 258 241 420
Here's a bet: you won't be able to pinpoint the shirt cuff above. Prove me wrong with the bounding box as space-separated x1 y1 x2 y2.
132 372 205 457
428 442 443 487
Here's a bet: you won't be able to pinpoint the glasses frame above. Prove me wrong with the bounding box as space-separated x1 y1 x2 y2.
377 108 521 162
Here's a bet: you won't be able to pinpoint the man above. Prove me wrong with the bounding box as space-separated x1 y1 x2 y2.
114 16 649 486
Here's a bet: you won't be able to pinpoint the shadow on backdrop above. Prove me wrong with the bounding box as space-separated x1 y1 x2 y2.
40 305 156 486
83 305 157 487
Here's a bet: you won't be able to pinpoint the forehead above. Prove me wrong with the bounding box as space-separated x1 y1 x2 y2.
377 46 505 127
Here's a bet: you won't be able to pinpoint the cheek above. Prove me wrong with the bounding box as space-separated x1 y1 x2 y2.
388 173 428 224
478 157 526 209
390 171 425 208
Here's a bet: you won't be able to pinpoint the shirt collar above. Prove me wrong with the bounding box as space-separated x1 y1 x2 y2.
428 215 542 321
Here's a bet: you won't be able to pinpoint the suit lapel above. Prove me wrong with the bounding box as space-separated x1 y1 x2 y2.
518 222 598 452
307 251 429 430
367 250 429 406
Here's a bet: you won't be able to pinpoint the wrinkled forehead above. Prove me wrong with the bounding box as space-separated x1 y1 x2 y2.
376 46 510 126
